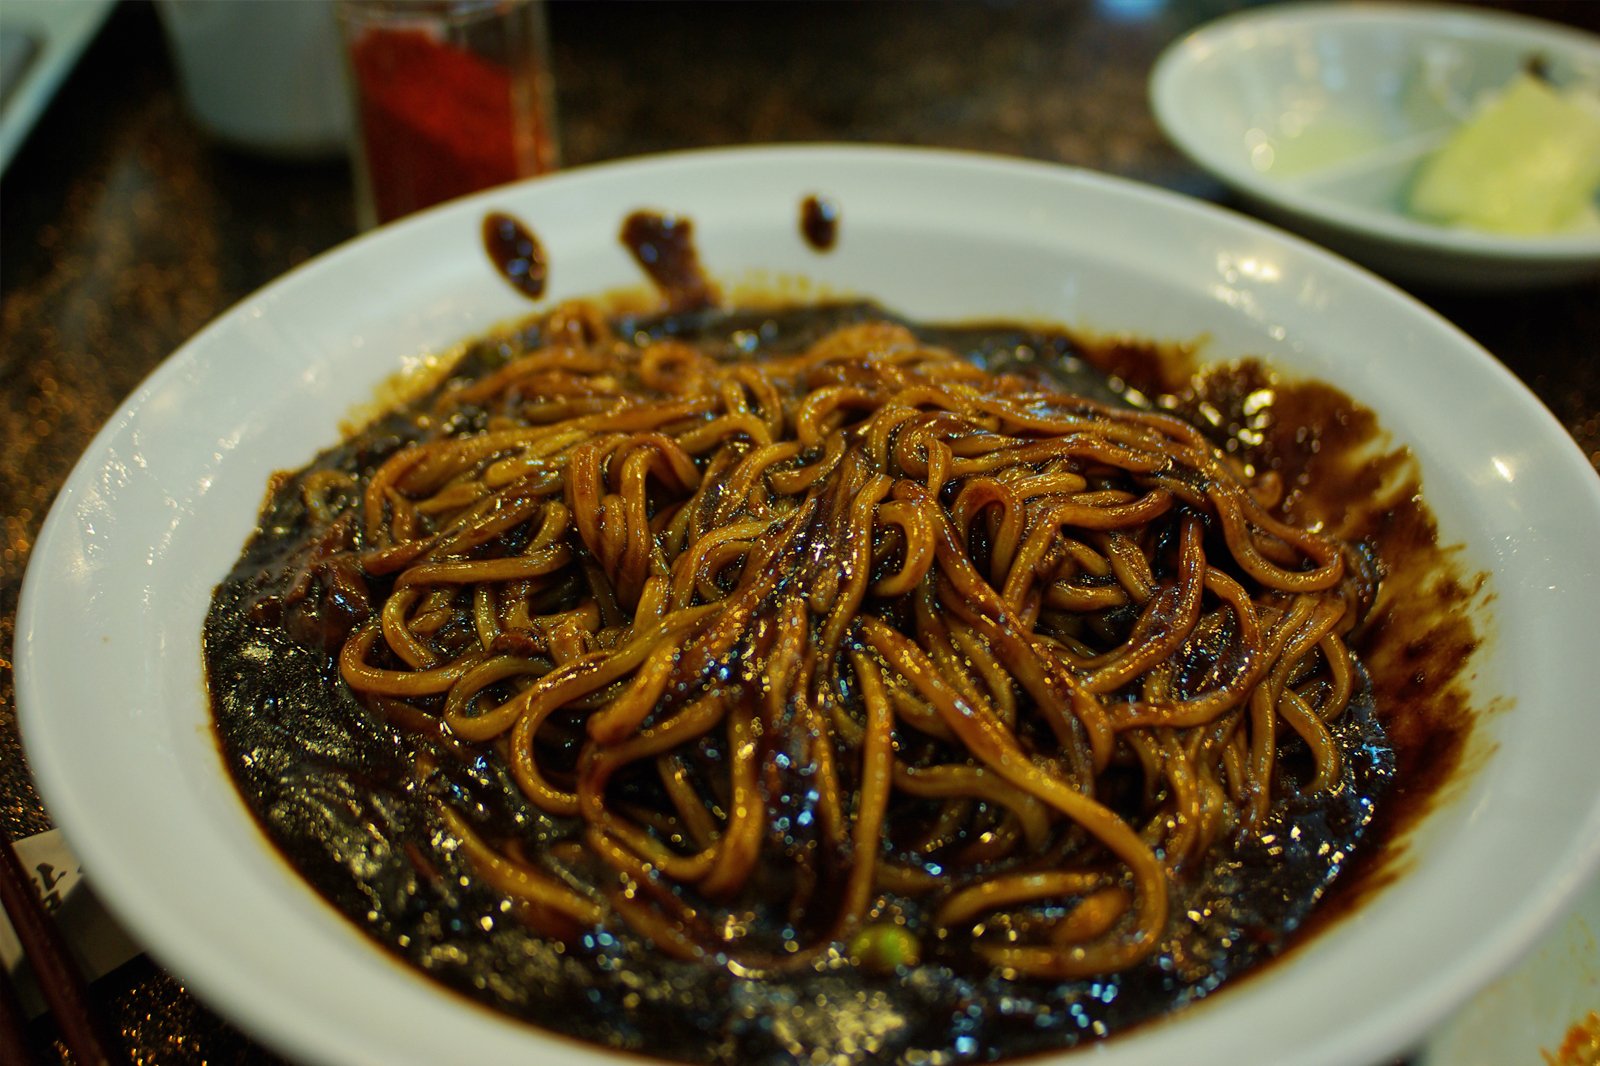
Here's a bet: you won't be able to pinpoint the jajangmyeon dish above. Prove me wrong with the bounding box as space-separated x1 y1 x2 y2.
206 297 1469 1062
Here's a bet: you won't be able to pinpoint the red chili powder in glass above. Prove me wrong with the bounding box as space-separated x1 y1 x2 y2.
350 28 538 224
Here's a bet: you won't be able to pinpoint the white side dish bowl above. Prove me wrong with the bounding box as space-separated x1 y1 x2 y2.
1150 2 1600 288
15 146 1600 1066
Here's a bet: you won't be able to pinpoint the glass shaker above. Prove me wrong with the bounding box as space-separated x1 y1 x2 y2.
336 0 559 228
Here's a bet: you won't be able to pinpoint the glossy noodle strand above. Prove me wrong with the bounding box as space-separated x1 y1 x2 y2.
318 302 1373 982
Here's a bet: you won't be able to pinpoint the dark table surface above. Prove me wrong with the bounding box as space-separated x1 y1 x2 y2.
2 0 1597 1062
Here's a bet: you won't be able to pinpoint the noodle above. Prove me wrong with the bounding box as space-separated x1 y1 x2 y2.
313 301 1371 982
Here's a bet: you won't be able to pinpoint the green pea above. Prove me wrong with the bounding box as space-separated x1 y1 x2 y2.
848 922 922 972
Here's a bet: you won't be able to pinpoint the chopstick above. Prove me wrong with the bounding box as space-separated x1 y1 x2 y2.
0 831 118 1066
0 950 34 1065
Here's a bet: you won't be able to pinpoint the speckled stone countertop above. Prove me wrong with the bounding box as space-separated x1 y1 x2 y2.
2 1 1597 1061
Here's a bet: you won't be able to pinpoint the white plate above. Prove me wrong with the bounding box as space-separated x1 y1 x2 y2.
1150 2 1600 288
1420 870 1600 1065
16 146 1600 1066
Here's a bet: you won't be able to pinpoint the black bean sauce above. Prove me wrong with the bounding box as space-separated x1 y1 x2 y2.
204 302 1414 1065
620 210 718 312
800 195 840 251
483 211 548 300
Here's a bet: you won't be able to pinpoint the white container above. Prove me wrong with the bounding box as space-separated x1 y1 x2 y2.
156 0 349 159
